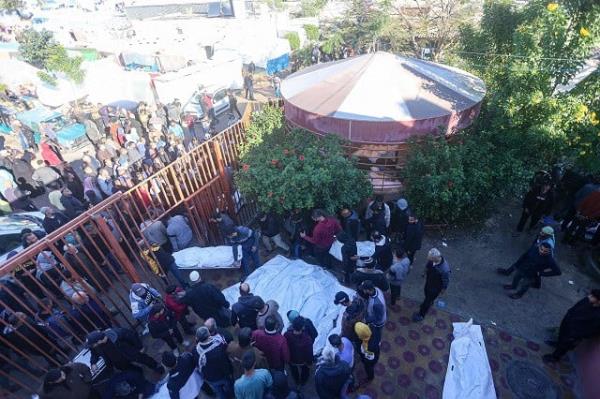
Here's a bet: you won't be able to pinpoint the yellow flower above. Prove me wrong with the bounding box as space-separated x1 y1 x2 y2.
547 3 558 12
575 104 588 121
580 27 590 37
591 112 599 126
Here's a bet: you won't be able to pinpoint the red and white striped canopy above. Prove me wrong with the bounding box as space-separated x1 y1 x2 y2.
281 52 486 144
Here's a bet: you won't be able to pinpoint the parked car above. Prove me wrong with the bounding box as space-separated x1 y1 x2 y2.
16 107 88 149
0 212 45 265
182 87 230 119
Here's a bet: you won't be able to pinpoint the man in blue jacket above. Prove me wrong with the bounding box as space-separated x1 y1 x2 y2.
227 225 261 279
503 242 561 299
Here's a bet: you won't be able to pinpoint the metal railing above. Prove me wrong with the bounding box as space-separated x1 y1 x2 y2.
0 104 257 397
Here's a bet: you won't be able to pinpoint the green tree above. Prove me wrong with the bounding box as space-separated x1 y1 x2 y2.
303 24 320 42
285 32 301 51
404 0 600 223
17 29 85 85
235 106 372 214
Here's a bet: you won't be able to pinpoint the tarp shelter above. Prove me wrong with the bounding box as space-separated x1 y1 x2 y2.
0 59 41 89
281 51 486 144
152 55 243 104
37 78 88 108
82 58 155 106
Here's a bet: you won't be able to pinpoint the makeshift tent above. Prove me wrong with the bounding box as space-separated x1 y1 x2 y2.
37 78 88 108
82 58 155 106
281 51 486 144
443 319 497 399
0 59 41 89
222 255 353 353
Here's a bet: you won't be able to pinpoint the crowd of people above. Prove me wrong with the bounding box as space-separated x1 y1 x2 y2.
0 91 245 215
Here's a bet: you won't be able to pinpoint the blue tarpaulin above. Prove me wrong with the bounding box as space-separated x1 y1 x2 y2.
266 53 289 75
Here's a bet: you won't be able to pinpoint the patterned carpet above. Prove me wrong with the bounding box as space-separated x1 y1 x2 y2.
155 266 579 399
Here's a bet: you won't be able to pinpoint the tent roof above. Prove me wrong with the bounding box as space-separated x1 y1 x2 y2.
281 52 486 143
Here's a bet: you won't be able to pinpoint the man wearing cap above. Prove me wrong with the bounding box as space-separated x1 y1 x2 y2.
180 271 231 326
350 257 389 292
162 350 203 399
333 291 365 343
497 226 556 277
231 283 264 330
129 283 162 323
252 316 290 371
391 198 410 242
195 326 234 399
86 328 162 375
286 310 318 343
502 241 561 299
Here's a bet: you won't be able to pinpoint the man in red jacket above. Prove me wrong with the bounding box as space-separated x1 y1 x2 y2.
251 316 289 371
164 285 195 335
301 209 341 269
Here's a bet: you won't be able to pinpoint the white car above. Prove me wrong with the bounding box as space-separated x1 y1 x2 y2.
0 212 45 265
182 87 230 119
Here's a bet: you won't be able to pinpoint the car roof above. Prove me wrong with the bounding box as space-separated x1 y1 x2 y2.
0 212 45 236
16 107 62 124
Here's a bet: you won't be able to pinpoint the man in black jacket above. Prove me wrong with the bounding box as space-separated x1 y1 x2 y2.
179 272 230 326
41 207 70 234
196 326 234 399
502 242 561 299
258 212 289 253
231 283 263 330
402 214 424 264
162 351 201 399
517 182 554 233
86 328 163 375
59 187 87 220
350 257 389 292
336 231 357 284
543 290 600 362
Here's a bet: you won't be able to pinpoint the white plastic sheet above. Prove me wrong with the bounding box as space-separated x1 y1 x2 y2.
173 246 242 269
329 240 375 261
222 255 353 353
442 319 497 399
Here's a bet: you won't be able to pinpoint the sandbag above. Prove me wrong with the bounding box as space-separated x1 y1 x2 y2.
173 245 242 269
442 319 497 399
329 240 375 261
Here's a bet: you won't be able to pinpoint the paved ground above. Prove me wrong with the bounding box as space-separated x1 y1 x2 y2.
405 202 597 344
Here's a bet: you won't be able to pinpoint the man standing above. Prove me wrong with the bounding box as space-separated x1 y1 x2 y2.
412 248 450 322
167 214 195 252
516 182 554 233
228 90 242 119
388 249 411 306
180 271 231 327
162 351 203 399
360 280 386 360
227 225 261 279
195 326 234 399
336 231 358 284
231 283 264 330
258 212 289 253
301 209 341 269
351 257 389 292
252 316 289 371
41 207 70 234
543 290 600 362
129 283 162 323
244 74 255 101
234 351 273 399
339 208 361 241
502 242 561 299
402 214 424 264
228 327 269 380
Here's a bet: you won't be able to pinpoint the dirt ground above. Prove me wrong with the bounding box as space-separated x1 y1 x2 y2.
402 201 598 344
